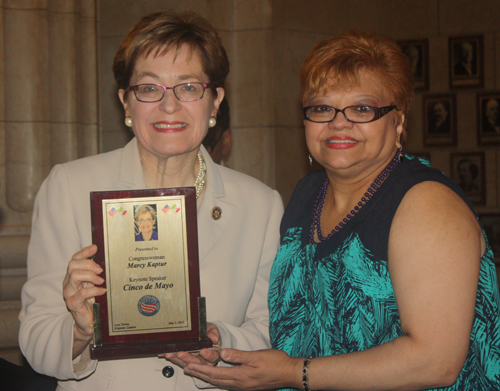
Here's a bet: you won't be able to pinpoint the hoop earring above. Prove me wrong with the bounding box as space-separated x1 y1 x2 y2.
308 154 313 166
208 116 216 128
125 117 133 127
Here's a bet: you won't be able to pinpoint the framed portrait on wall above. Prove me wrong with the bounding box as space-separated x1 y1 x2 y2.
477 92 500 146
450 152 485 206
478 214 500 263
423 94 457 147
449 35 484 89
398 39 429 91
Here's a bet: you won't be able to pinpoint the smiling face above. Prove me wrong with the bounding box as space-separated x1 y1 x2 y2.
119 45 224 160
305 70 403 179
137 212 155 236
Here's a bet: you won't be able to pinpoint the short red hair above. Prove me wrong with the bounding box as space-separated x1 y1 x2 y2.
300 30 414 133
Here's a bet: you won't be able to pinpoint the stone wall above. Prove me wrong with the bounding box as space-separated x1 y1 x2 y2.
0 0 98 365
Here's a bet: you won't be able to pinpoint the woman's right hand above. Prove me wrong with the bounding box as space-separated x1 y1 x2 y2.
62 244 106 358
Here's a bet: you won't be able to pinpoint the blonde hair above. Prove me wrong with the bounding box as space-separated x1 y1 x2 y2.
134 205 156 221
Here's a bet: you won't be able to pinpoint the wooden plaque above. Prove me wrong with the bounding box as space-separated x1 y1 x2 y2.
89 187 211 360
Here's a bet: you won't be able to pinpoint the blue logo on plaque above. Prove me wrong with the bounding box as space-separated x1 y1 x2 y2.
137 295 160 317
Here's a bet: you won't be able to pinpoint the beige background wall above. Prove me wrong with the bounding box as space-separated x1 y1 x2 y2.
0 0 499 365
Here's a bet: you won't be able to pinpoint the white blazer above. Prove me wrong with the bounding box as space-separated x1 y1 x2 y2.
19 138 284 391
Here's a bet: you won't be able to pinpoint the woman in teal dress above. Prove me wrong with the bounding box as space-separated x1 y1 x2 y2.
180 30 500 390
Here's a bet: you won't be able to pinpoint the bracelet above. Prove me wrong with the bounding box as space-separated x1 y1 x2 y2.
302 356 313 391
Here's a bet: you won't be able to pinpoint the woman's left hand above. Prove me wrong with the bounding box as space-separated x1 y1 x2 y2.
161 322 222 368
183 348 301 391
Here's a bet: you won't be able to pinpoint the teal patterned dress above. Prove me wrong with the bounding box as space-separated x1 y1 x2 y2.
268 156 500 390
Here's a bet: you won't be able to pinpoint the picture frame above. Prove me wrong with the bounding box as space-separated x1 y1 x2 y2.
477 92 500 146
398 39 429 91
423 94 457 147
449 35 484 89
450 152 485 205
478 213 500 263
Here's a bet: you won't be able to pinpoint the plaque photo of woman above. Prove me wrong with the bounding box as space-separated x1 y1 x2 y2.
134 204 158 241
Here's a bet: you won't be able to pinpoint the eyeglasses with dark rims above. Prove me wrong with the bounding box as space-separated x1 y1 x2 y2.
303 105 399 124
126 82 212 103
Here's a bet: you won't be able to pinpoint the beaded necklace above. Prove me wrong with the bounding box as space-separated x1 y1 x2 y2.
194 151 206 199
309 149 403 245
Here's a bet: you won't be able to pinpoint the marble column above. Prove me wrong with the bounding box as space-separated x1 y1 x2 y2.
78 0 99 158
3 0 98 214
4 2 49 213
49 0 79 165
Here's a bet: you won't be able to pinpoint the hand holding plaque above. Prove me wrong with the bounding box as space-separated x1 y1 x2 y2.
62 244 107 359
90 187 211 360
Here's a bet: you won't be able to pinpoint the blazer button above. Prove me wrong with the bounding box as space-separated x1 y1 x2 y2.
162 366 175 378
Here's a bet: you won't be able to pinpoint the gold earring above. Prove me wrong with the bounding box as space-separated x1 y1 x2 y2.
125 116 133 127
208 116 216 128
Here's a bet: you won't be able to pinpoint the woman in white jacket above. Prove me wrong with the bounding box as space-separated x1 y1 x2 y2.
19 10 283 391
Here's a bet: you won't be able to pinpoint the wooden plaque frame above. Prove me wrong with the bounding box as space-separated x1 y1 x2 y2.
89 187 211 360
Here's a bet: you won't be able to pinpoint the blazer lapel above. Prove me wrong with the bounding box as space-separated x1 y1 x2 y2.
197 146 237 262
117 138 147 189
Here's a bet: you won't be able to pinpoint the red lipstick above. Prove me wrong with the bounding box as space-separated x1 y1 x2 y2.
325 136 358 149
152 121 187 133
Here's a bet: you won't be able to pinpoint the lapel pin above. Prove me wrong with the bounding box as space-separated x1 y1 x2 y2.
211 206 222 221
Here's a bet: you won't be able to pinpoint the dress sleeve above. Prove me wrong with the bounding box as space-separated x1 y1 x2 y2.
18 164 97 380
